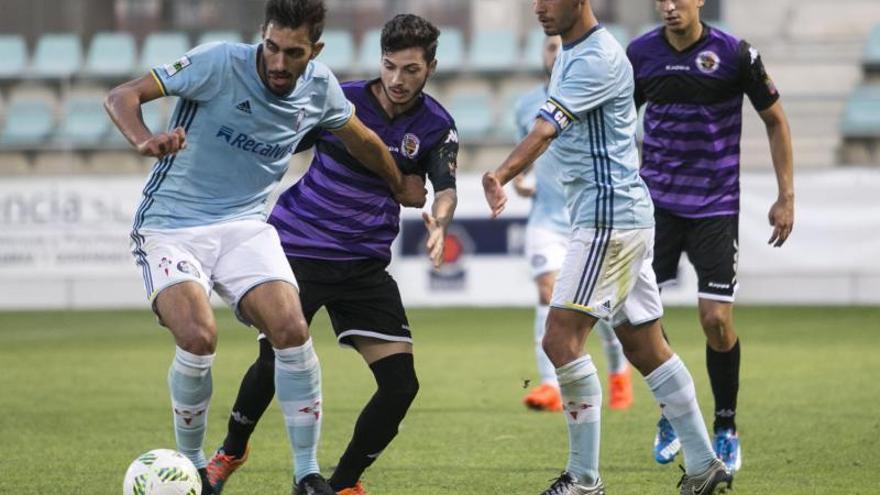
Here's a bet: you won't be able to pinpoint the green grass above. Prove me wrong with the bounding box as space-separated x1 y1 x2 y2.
1 306 878 494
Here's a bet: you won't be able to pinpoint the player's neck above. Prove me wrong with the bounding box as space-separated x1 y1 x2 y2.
559 9 599 47
370 81 419 118
664 21 704 52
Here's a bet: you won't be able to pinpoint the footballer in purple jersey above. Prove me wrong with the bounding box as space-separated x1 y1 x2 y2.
628 0 795 474
207 15 457 495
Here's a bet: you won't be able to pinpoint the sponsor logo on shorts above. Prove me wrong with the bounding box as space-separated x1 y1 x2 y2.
531 254 548 268
708 282 731 290
176 260 200 279
159 256 173 276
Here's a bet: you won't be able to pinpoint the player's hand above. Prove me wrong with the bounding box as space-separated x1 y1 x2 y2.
136 127 187 158
394 174 427 208
767 196 794 247
422 211 445 270
513 174 536 198
482 172 507 218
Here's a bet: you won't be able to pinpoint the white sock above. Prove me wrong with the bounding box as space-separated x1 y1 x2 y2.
275 338 322 483
168 346 214 469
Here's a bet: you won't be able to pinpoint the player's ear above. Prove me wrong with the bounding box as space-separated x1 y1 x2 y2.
310 41 325 60
427 58 437 77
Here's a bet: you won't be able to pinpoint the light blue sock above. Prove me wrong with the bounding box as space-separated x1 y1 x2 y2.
646 355 716 475
275 339 322 483
595 320 627 374
534 305 558 386
557 355 602 485
167 346 214 469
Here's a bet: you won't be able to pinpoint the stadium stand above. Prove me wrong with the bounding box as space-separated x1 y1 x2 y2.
317 30 355 73
0 35 27 78
865 25 880 78
84 32 137 78
435 27 465 73
0 96 56 147
139 32 191 71
56 90 111 146
357 29 382 72
197 30 243 45
468 30 518 72
448 88 494 142
32 34 82 78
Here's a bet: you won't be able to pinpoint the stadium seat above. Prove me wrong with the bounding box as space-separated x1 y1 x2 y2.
605 24 631 47
140 32 190 71
841 86 880 138
32 34 82 78
435 27 465 71
496 91 524 142
0 35 27 78
357 29 382 72
864 24 880 71
318 30 355 73
0 98 55 146
448 91 494 141
56 96 111 146
198 30 243 46
468 30 518 71
84 32 136 77
522 29 547 70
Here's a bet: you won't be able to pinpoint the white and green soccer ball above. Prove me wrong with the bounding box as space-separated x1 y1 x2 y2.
123 449 202 495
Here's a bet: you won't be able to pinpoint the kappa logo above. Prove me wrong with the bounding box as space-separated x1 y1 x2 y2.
236 100 252 114
444 128 459 144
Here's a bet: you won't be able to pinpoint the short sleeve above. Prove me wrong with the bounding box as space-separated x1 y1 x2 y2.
422 126 459 192
151 42 227 102
738 40 780 112
539 54 617 135
626 44 646 109
318 69 354 130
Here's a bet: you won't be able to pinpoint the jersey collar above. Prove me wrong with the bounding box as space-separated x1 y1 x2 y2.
660 22 711 54
562 24 604 51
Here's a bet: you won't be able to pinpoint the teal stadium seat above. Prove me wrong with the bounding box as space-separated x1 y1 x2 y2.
140 33 191 71
57 97 110 146
841 86 880 138
357 29 382 72
32 34 82 78
864 25 880 71
318 30 355 73
449 91 493 141
469 30 518 71
435 27 465 71
523 29 547 70
85 32 136 77
198 31 243 45
496 92 524 142
0 99 55 146
0 35 27 78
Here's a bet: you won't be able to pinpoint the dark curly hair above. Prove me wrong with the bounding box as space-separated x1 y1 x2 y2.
380 14 440 63
263 0 327 43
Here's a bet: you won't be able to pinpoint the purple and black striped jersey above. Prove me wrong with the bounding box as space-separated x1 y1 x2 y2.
269 80 458 262
627 24 779 218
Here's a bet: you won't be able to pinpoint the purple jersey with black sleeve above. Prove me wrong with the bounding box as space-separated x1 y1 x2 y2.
627 24 779 218
268 80 458 261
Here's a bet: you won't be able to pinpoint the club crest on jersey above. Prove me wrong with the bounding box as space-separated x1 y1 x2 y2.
401 133 420 159
696 50 721 74
163 56 191 78
293 108 306 133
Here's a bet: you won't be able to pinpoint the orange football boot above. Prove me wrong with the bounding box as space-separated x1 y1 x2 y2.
608 367 633 410
523 383 563 412
206 444 250 494
337 482 368 495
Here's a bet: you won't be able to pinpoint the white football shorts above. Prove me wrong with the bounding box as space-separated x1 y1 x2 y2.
130 219 297 324
525 225 570 278
551 227 663 327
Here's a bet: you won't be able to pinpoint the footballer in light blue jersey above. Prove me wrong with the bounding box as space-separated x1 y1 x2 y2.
514 84 570 234
136 41 353 230
539 25 654 230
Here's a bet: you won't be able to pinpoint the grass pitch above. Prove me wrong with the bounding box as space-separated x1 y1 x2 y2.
0 306 878 494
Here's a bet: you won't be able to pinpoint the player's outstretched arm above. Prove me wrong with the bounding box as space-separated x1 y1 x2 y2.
759 101 794 247
104 75 186 159
483 118 557 218
422 188 458 269
332 113 427 208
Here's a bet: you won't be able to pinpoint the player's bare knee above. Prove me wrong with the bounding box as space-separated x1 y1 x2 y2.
264 315 309 348
174 322 217 355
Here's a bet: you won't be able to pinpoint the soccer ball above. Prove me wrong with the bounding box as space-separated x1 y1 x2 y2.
123 449 202 495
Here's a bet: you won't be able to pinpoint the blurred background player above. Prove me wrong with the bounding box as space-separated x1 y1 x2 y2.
628 0 794 472
483 0 731 493
206 14 457 495
513 34 632 413
104 0 426 493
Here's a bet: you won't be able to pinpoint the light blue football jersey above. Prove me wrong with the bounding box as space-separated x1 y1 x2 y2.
538 26 653 230
514 84 570 234
134 42 353 230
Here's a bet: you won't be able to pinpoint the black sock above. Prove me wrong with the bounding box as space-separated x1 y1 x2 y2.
199 468 214 495
221 338 276 457
706 338 740 432
329 353 419 491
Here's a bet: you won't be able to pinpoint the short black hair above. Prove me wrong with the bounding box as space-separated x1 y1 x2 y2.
380 14 440 63
263 0 327 43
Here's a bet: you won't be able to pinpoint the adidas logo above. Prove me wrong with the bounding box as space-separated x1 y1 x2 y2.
600 300 612 312
236 100 252 114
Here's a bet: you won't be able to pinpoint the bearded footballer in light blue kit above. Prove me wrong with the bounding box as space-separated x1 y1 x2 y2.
104 1 424 494
482 0 730 493
514 35 633 414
